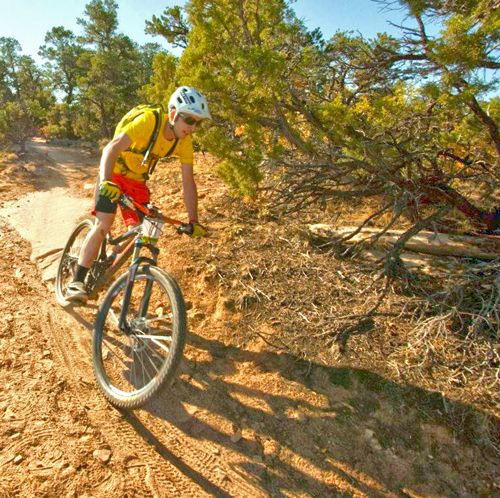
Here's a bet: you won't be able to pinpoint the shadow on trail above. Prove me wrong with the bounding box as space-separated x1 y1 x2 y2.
21 140 97 192
64 302 99 331
60 302 497 496
135 333 498 497
122 410 234 498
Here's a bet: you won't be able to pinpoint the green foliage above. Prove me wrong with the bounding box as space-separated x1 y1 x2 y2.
72 0 157 140
142 0 498 206
387 1 499 132
39 26 85 105
139 52 178 106
0 37 53 149
146 0 320 193
0 101 36 149
77 0 120 51
41 103 77 139
135 43 164 90
145 6 189 49
0 0 497 211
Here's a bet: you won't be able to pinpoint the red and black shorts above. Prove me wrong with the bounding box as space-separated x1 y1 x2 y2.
93 174 150 226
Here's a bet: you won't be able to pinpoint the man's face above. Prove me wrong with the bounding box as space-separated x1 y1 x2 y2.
173 112 202 138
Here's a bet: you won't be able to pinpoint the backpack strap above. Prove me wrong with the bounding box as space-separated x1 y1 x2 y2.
116 104 179 181
145 138 179 180
140 107 162 171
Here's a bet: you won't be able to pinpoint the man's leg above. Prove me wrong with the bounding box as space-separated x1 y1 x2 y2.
78 211 115 267
66 211 115 302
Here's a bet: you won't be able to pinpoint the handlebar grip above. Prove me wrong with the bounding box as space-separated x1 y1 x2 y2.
177 223 194 236
119 194 135 210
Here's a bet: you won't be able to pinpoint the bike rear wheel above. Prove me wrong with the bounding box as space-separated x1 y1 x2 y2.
92 265 186 409
55 218 94 307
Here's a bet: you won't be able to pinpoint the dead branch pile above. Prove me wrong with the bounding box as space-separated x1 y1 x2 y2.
154 164 499 450
210 211 499 421
401 259 499 391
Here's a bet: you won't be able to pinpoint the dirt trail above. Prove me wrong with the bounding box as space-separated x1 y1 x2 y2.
0 140 497 497
0 139 94 283
0 141 269 497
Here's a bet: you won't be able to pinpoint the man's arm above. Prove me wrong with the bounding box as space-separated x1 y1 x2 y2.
99 132 132 182
181 162 199 223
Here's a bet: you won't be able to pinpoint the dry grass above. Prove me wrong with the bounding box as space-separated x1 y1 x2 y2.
156 156 500 456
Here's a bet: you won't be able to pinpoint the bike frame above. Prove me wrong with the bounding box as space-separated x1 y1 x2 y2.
87 227 137 298
87 194 184 330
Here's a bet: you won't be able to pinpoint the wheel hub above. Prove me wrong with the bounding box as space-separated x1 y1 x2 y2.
129 317 149 352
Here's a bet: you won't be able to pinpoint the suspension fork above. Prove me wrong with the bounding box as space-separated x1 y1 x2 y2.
118 241 159 333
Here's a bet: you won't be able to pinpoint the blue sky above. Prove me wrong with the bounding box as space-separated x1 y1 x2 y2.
0 0 414 62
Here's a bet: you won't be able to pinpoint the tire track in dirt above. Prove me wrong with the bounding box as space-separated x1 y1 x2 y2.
1 141 267 496
44 303 267 497
123 410 267 498
44 304 203 497
0 428 55 466
0 220 138 496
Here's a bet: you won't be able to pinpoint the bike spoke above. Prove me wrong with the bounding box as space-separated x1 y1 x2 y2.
136 334 169 361
131 348 146 389
108 307 120 327
56 220 95 306
101 336 130 369
136 334 172 354
131 343 159 387
136 347 162 379
94 268 186 406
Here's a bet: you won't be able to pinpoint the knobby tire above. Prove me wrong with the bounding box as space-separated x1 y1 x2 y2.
55 218 94 307
92 265 186 409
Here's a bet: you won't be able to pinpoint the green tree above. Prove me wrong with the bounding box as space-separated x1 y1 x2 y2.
147 0 321 195
139 51 178 106
39 26 85 105
39 27 86 138
0 37 53 150
145 6 190 49
74 0 149 140
146 0 497 225
136 42 165 91
373 0 499 153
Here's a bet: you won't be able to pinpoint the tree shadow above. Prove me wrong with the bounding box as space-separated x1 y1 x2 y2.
128 332 498 497
16 139 98 192
57 275 497 496
64 302 99 331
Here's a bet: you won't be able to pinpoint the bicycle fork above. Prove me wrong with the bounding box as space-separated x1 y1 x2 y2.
118 241 159 334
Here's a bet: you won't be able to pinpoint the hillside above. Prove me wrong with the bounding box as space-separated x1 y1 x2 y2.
0 142 498 497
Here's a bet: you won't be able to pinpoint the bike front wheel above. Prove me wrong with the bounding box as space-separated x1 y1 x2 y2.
55 218 94 307
92 265 187 409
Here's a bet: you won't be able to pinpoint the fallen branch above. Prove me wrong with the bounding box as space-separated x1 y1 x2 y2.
307 225 500 260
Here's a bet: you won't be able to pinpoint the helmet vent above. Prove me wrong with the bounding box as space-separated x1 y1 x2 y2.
168 86 211 123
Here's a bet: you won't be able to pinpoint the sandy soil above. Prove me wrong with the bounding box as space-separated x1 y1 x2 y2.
0 140 498 497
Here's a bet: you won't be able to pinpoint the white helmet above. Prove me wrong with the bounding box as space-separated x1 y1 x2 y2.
168 86 211 124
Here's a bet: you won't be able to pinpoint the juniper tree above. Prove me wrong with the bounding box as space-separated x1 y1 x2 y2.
0 37 53 149
146 0 498 227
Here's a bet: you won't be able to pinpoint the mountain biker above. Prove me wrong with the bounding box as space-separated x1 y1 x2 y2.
65 86 211 302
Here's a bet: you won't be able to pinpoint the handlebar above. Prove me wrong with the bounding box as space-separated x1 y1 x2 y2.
118 193 195 236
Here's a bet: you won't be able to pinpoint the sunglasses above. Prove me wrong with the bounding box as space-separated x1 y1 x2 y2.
179 113 202 126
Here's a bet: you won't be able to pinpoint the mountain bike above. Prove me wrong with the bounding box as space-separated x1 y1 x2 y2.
55 194 192 409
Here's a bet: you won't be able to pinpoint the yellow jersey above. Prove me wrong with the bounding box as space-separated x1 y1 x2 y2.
113 110 193 182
